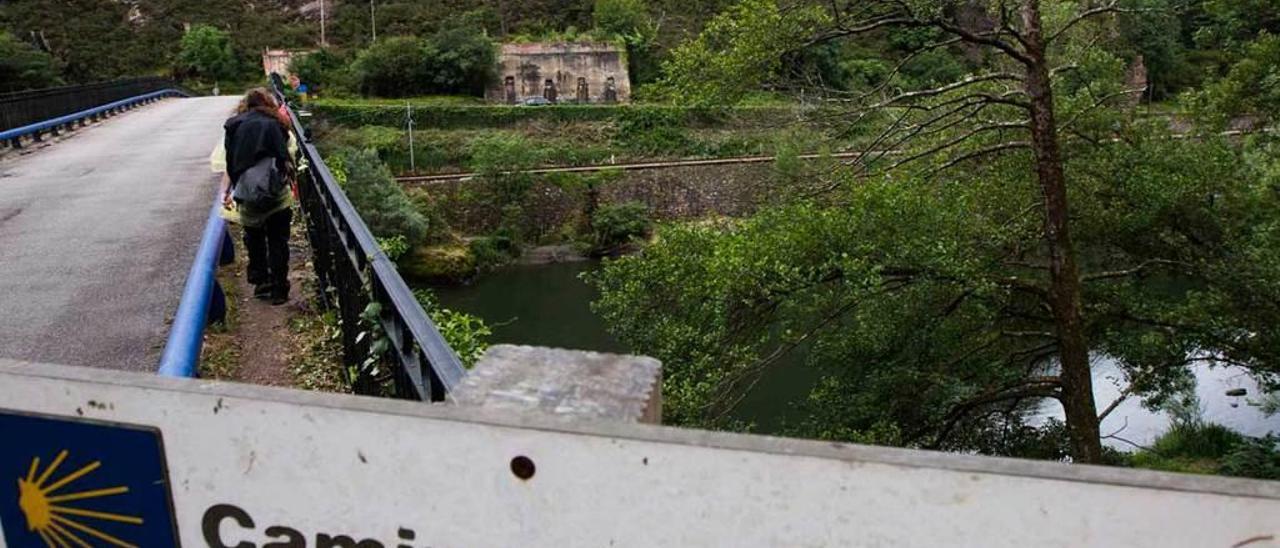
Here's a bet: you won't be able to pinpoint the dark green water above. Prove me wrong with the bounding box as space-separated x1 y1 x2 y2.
432 262 1279 445
431 260 819 433
432 261 625 353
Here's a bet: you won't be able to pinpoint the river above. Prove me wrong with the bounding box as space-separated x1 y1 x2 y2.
433 261 1278 447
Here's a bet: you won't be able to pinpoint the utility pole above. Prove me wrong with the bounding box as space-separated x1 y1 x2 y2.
406 102 416 174
320 0 328 47
371 1 377 43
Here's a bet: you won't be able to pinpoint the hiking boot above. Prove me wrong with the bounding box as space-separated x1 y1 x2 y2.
253 283 273 300
270 282 290 306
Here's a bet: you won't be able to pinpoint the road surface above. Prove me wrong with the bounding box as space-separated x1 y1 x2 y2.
0 96 240 370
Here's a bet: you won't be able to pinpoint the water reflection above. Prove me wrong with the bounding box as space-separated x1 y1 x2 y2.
1032 358 1279 450
434 261 1279 448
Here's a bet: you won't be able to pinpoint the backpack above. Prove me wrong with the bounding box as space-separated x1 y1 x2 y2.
232 156 284 209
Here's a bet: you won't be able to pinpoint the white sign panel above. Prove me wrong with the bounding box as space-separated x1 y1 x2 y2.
0 359 1277 548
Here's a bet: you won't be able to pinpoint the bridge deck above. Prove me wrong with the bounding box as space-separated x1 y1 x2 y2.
0 96 240 370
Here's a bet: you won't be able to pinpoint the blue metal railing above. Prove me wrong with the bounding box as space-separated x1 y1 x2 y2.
271 74 467 400
158 195 229 378
0 77 176 131
1 88 188 147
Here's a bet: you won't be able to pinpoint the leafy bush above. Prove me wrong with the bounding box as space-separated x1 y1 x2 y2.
1147 422 1246 460
377 235 411 261
469 236 519 270
351 37 430 97
1130 422 1280 479
594 0 649 37
177 25 237 82
338 147 429 243
309 100 795 130
408 190 454 245
613 107 691 154
1220 435 1280 480
423 26 497 96
289 49 352 95
350 26 495 98
413 289 491 368
1193 33 1280 122
0 31 62 93
589 201 651 251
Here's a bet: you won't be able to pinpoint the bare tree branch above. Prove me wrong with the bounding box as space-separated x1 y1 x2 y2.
924 140 1033 177
1083 259 1186 282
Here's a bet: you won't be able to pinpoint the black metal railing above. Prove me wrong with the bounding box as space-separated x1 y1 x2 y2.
0 77 176 133
270 75 467 401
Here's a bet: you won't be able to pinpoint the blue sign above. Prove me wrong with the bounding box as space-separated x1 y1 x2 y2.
0 411 179 547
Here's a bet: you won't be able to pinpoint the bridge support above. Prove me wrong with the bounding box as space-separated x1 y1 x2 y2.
453 345 663 424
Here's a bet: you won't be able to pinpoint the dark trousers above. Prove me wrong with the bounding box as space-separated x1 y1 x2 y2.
243 208 291 292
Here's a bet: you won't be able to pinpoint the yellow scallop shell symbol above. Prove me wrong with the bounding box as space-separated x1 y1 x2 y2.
16 450 143 548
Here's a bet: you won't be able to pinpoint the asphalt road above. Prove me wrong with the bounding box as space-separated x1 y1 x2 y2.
0 96 240 371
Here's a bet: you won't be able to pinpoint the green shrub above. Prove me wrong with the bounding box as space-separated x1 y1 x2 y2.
176 25 237 82
1220 435 1280 480
399 243 477 284
1148 422 1246 460
469 236 519 270
351 37 431 97
613 107 692 154
413 289 491 368
350 26 496 98
377 235 410 261
1129 422 1280 479
408 190 454 245
423 26 497 96
590 201 651 251
338 147 429 243
0 31 62 92
309 101 796 130
468 134 541 224
289 48 352 96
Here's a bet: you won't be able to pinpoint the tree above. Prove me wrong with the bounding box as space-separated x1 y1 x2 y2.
339 148 429 243
352 36 431 97
0 30 61 92
607 0 1265 464
351 26 496 97
423 23 497 96
1194 32 1280 121
594 0 648 36
177 25 236 83
289 49 351 95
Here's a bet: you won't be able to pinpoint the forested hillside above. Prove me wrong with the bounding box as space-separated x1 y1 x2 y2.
0 0 734 87
4 0 1269 99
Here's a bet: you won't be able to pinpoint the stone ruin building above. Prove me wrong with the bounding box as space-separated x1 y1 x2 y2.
486 42 632 104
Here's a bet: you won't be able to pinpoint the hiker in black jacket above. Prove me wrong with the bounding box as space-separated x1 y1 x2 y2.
222 88 295 305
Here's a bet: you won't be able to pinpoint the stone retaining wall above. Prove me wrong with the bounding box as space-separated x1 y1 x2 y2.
420 162 779 241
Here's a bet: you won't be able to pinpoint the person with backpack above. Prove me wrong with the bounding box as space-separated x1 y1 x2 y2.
220 88 295 305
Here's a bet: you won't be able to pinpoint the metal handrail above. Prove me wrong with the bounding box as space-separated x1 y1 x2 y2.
0 77 170 101
271 75 466 400
0 89 187 146
158 195 228 377
0 77 182 134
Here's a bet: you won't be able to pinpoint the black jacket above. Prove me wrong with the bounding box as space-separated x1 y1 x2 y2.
224 110 290 184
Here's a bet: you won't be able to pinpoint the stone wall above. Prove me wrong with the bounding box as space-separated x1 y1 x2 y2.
421 162 778 240
486 42 632 104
